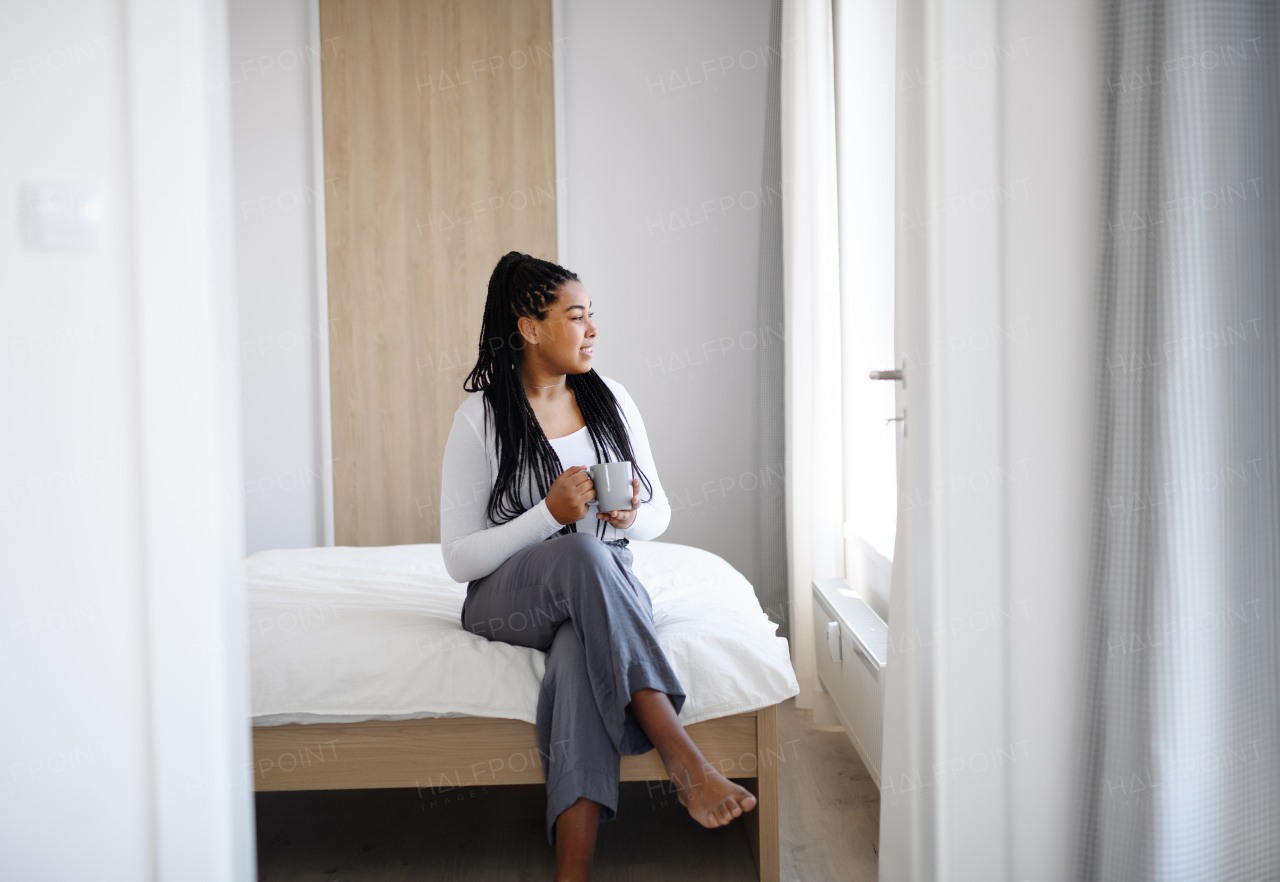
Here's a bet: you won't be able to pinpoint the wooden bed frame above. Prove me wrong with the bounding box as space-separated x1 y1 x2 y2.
253 704 780 882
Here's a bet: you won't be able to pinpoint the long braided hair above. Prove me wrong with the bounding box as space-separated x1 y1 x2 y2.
463 251 654 539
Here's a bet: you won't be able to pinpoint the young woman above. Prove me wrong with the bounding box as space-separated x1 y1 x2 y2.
439 252 757 880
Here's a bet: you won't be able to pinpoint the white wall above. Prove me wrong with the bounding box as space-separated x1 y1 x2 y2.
1 1 254 879
229 0 326 555
0 4 155 877
562 0 777 590
1002 1 1098 879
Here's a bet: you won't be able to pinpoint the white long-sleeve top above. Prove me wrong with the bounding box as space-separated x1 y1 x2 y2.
439 375 671 583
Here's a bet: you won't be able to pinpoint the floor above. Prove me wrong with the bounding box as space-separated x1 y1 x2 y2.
255 699 880 881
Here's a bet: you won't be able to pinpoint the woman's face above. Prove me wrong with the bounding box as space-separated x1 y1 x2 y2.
519 280 596 374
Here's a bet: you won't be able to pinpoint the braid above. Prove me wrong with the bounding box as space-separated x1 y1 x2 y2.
464 251 654 538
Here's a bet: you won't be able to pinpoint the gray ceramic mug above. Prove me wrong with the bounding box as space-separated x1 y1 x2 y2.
589 461 634 512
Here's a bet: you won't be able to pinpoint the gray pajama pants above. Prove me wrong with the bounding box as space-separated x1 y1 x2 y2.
461 532 686 845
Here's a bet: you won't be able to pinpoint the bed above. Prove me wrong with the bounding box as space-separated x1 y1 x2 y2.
246 540 799 882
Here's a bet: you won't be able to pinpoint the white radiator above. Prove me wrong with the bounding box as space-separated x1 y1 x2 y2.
812 578 887 787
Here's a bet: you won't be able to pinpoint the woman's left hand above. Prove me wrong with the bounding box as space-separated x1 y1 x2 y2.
597 478 641 531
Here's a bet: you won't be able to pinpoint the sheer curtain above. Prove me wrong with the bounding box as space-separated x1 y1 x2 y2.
781 0 843 710
1077 2 1280 879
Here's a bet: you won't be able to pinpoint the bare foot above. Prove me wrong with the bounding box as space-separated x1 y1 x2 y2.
625 688 758 829
667 757 758 828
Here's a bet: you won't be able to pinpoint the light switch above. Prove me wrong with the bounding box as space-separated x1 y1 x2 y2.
20 181 104 252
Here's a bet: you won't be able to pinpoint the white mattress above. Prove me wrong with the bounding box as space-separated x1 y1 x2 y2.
247 540 798 727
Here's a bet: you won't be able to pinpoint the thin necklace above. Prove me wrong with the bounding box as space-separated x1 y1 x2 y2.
523 378 566 389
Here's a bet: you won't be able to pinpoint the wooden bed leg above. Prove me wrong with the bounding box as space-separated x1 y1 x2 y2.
742 704 780 882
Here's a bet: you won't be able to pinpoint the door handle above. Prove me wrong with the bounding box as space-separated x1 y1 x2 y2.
871 367 907 436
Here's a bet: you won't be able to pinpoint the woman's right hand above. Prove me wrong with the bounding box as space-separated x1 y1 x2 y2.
545 465 596 525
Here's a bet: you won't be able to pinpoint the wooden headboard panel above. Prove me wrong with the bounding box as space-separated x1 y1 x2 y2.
320 0 557 545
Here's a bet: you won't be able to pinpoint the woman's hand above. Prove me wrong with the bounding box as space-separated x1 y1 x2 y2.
546 466 597 525
597 477 642 531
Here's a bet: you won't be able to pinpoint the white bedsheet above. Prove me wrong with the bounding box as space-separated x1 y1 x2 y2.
247 540 798 727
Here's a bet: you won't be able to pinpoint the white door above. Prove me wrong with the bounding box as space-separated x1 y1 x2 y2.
874 0 1011 879
873 0 938 864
